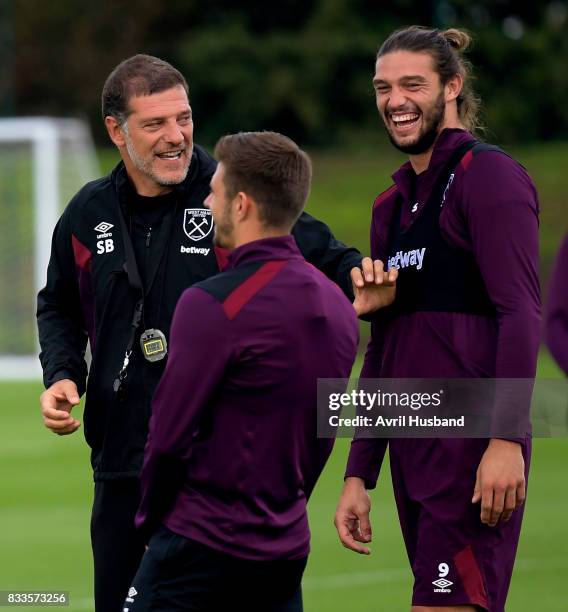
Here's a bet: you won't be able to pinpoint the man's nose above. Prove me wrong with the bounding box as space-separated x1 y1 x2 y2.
387 87 408 112
163 121 185 145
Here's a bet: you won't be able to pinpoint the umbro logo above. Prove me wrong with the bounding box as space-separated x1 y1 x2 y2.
432 578 453 589
94 221 114 233
432 577 453 593
125 586 138 605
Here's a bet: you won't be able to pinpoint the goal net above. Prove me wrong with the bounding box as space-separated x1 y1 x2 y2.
0 118 99 380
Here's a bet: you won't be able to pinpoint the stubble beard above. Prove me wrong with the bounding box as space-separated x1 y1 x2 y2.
123 129 192 186
213 201 235 250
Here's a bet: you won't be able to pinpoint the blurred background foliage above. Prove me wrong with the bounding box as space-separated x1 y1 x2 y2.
2 0 568 147
1 0 566 305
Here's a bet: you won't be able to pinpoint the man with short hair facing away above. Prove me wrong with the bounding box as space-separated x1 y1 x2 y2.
37 54 385 612
126 131 396 611
335 26 540 612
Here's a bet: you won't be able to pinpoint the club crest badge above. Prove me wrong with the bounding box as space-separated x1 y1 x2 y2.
183 208 214 242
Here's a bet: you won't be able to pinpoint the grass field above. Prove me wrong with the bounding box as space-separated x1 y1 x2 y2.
1 143 566 609
0 351 565 611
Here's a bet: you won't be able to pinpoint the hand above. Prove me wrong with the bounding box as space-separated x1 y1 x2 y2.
40 379 81 435
334 477 372 554
351 258 398 317
472 439 526 527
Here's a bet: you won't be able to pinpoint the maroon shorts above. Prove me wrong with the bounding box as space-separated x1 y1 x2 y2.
388 437 531 611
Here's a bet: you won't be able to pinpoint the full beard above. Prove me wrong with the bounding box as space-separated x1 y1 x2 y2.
384 89 446 155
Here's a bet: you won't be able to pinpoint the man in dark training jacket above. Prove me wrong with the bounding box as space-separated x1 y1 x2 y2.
37 55 384 612
335 26 540 612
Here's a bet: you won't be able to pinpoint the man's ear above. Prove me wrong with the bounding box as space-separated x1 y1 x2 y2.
234 192 254 222
105 116 126 148
445 73 463 103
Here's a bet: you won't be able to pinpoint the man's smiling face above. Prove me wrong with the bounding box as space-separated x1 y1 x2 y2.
120 85 194 195
373 50 447 155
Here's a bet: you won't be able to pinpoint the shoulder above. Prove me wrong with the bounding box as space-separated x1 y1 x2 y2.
193 144 217 181
455 144 538 214
372 184 398 210
56 173 114 235
72 173 113 205
193 262 265 302
194 261 287 322
461 144 535 192
66 173 114 216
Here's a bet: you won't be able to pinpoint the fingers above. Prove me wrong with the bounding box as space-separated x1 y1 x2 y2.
41 384 81 435
334 513 371 555
357 512 373 543
40 380 81 429
480 485 494 526
351 266 365 289
54 419 81 436
44 416 81 434
488 487 505 527
56 380 80 405
471 469 481 504
361 257 375 283
43 409 81 434
387 266 398 284
372 259 385 284
352 259 397 288
502 487 517 522
516 479 526 507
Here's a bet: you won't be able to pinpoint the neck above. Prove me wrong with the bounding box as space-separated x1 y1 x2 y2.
408 118 465 175
408 148 435 175
122 159 173 197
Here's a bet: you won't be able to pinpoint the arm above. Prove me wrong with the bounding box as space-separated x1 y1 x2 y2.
37 209 89 433
292 211 362 300
135 288 233 540
546 235 568 375
461 153 540 525
336 210 389 553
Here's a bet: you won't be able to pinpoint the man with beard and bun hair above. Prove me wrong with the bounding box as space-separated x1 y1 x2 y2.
36 55 389 612
335 27 540 612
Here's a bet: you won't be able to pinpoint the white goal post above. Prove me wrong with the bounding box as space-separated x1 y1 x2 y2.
0 118 99 380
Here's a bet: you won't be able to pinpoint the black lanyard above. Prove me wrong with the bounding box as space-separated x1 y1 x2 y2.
113 199 177 397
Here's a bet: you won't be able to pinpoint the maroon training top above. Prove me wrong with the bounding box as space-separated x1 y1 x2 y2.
136 235 359 559
346 128 541 487
546 234 568 375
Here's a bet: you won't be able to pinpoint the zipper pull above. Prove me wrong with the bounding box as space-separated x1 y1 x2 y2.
145 227 152 247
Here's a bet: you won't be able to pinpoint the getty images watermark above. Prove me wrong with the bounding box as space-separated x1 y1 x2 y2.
317 378 568 438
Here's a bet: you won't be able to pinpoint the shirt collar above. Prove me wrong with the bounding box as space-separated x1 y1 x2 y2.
391 128 475 201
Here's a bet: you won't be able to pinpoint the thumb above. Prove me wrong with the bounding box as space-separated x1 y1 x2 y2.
62 381 80 405
472 472 481 503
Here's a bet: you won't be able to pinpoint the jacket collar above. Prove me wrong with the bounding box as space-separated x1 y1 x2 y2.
111 144 216 204
391 128 475 202
227 235 303 269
